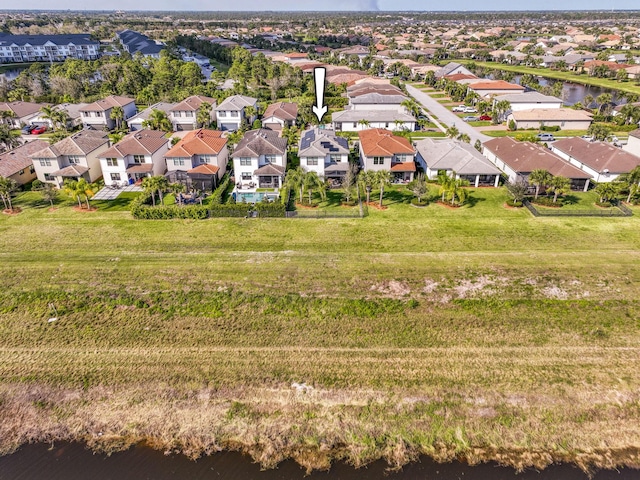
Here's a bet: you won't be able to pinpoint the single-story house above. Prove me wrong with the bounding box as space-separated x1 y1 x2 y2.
493 92 563 112
483 137 592 191
332 110 416 132
0 101 48 129
507 108 592 130
467 80 525 98
551 137 640 182
415 138 501 187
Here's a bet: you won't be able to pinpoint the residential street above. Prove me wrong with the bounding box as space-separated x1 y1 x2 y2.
406 84 491 146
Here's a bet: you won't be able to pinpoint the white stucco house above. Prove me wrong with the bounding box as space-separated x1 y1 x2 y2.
298 128 350 184
79 95 137 130
231 129 287 192
215 95 258 131
358 128 416 183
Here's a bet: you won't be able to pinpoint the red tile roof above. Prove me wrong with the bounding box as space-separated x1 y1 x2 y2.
188 164 219 175
390 162 417 172
165 129 227 158
358 129 415 157
468 80 525 91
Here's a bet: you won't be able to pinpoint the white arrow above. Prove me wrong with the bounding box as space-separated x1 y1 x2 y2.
312 67 328 123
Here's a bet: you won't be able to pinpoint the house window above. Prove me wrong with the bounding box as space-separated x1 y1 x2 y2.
239 157 252 166
264 155 275 164
230 111 239 117
306 157 318 166
353 122 358 128
19 169 24 175
241 172 252 181
218 111 226 117
185 111 193 117
29 166 35 174
133 155 145 164
373 157 385 165
82 112 89 117
330 154 342 163
110 173 121 181
95 111 103 117
174 158 185 166
396 154 407 162
174 112 182 117
39 159 51 167
44 173 53 181
385 123 389 128
106 158 118 166
199 155 212 164
68 155 80 164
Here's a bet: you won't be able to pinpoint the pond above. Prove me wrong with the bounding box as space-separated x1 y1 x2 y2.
0 443 637 480
511 74 625 107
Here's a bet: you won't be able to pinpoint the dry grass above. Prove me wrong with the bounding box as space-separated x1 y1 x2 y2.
1 187 640 471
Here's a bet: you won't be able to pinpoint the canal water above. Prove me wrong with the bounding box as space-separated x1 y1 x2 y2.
0 443 637 480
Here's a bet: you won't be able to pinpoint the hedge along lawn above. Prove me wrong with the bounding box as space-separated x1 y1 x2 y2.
2 185 640 469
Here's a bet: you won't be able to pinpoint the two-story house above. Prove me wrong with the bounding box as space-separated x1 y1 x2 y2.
128 102 175 131
261 102 298 131
298 128 350 185
30 130 110 187
215 95 258 131
0 139 48 186
97 130 169 186
79 95 137 130
169 95 217 131
232 129 287 192
164 129 229 191
358 128 416 183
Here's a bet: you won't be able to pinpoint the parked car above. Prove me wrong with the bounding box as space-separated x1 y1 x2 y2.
463 106 478 113
21 124 36 134
479 115 492 121
463 116 479 122
580 135 594 142
30 126 47 135
452 105 466 112
536 133 555 141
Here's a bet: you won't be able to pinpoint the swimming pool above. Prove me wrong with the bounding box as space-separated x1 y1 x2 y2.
233 192 279 203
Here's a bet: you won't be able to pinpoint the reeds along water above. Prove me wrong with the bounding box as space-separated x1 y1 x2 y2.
0 443 637 480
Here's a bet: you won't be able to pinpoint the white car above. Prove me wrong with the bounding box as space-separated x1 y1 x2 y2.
462 106 478 113
452 105 466 112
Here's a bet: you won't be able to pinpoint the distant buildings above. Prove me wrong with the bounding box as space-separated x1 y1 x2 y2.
0 33 100 63
116 29 165 59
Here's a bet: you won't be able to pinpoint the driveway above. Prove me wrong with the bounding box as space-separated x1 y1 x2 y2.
406 84 491 145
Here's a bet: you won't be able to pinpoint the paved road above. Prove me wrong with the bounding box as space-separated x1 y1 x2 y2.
406 84 491 145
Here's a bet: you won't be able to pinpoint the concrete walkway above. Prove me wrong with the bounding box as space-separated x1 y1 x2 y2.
406 84 491 145
93 184 143 200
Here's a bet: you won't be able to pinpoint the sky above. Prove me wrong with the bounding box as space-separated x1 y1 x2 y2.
11 1 640 11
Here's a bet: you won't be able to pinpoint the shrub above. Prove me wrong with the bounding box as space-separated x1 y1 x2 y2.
530 196 563 207
255 201 286 217
411 198 428 207
209 203 252 217
210 175 230 205
508 119 517 131
540 125 560 132
506 199 523 207
31 180 43 191
132 204 209 220
595 201 612 208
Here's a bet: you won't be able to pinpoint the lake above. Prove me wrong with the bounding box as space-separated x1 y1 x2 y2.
0 443 637 480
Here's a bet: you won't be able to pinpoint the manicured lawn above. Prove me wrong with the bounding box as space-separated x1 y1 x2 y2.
1 184 640 471
467 120 492 127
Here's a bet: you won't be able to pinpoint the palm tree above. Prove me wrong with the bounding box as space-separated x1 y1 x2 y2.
457 133 471 143
582 94 594 110
303 171 323 205
548 175 570 203
63 179 85 208
39 105 59 131
0 124 20 151
374 170 391 208
528 169 551 199
358 170 377 204
437 171 453 202
243 105 257 126
445 125 459 138
357 119 370 130
142 109 173 133
196 102 212 128
110 106 125 130
170 182 186 205
619 166 640 203
285 167 306 204
77 178 96 210
442 174 469 206
493 100 511 122
596 93 612 116
155 176 169 205
141 176 158 207
341 163 358 202
0 176 17 211
594 182 619 204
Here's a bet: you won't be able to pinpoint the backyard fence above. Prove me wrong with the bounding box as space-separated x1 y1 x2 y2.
523 200 633 218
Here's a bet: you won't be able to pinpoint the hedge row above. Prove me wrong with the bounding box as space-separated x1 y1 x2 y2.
210 175 230 205
255 202 286 217
132 204 210 219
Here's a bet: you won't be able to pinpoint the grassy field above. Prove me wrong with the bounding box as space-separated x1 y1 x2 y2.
1 186 640 471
